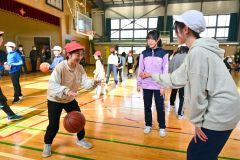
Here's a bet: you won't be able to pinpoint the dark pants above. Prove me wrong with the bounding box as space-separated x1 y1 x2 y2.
143 89 166 129
127 63 133 76
21 60 28 73
44 99 85 144
0 88 15 116
31 60 37 72
170 88 184 115
10 71 22 99
117 68 122 82
187 128 232 160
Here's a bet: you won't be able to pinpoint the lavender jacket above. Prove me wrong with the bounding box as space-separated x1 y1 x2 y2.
137 47 168 90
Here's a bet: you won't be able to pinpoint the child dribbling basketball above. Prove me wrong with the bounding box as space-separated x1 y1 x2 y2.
42 41 98 158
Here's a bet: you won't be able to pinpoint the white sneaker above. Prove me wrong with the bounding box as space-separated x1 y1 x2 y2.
19 96 23 100
143 126 152 134
178 115 184 120
159 129 167 137
92 95 100 99
76 139 93 149
42 144 52 157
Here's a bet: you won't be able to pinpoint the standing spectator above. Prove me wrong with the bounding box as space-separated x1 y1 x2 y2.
106 48 118 87
30 46 39 72
137 30 168 137
45 48 51 63
40 48 46 63
168 45 189 119
17 45 28 74
223 57 232 73
117 53 123 83
4 42 23 103
126 51 134 77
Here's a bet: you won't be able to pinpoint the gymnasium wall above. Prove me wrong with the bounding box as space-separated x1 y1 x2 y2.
0 9 61 57
0 0 92 63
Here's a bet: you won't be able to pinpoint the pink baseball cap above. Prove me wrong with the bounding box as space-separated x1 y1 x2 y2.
64 42 85 53
110 47 115 53
94 51 101 56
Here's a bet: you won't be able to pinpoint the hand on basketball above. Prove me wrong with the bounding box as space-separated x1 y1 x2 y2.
160 89 165 96
139 72 152 79
194 127 208 143
67 91 79 97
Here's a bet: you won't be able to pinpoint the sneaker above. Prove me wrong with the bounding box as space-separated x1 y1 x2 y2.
92 95 100 99
42 144 52 158
143 126 152 134
159 129 167 137
8 115 24 121
12 98 21 104
76 139 93 149
19 96 23 100
178 115 184 120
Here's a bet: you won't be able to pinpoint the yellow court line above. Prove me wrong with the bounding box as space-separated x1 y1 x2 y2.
0 151 35 160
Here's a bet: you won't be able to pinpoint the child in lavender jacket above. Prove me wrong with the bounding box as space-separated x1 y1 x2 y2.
137 30 168 137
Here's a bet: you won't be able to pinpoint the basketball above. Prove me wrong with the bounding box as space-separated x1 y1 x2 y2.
63 111 86 133
40 62 50 73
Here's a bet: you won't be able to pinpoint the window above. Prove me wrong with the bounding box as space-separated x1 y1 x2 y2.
121 19 133 29
111 19 119 29
134 30 147 39
133 47 146 54
111 31 120 39
118 47 131 54
173 14 230 41
135 18 147 29
118 46 146 54
148 18 158 28
110 17 158 40
121 30 133 39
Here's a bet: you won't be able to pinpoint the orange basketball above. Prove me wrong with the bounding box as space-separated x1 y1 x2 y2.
63 111 86 133
40 62 50 73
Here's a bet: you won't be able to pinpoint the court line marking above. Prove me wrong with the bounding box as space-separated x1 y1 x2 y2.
0 151 34 160
0 123 239 160
0 101 47 120
0 141 95 160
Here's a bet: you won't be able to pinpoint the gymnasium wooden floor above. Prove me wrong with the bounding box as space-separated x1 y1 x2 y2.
0 67 239 160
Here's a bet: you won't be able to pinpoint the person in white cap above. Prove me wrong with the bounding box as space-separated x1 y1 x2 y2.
4 41 24 104
49 45 64 70
140 10 240 160
0 32 23 120
92 50 105 99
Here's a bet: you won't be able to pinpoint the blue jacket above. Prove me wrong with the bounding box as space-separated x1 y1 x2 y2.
50 55 64 70
7 50 23 74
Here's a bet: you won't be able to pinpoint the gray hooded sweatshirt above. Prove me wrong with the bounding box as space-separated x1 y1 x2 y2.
152 38 240 131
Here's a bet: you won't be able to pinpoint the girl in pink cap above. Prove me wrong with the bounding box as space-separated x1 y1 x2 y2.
42 41 99 158
93 50 105 99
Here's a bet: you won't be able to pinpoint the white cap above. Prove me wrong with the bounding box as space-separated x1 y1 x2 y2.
4 42 16 48
51 46 62 52
173 10 206 34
